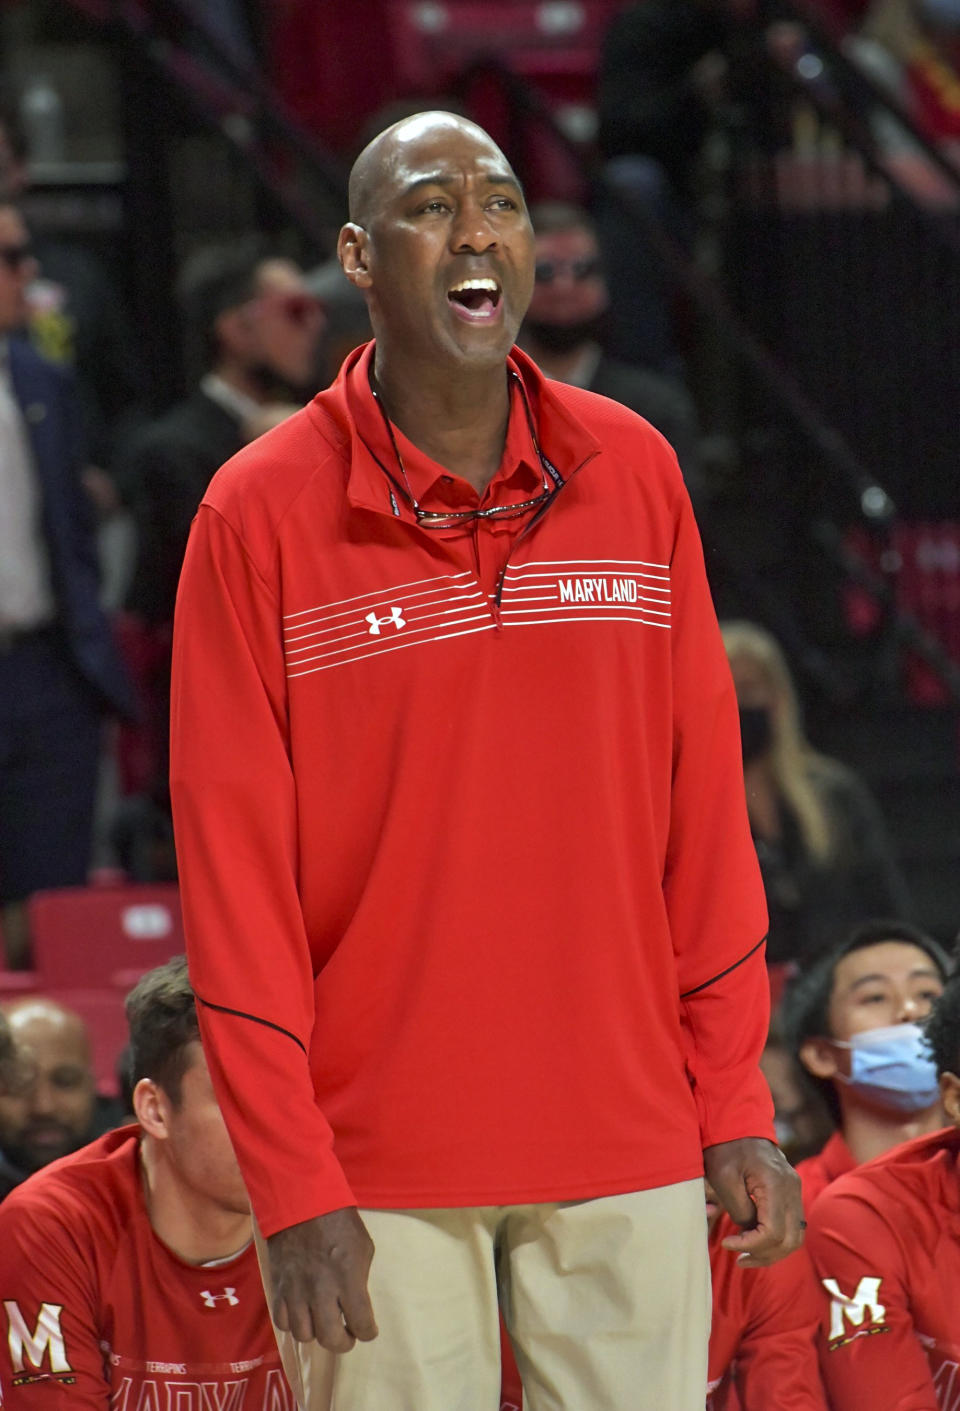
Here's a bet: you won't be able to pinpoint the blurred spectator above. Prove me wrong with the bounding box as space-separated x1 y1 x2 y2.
0 998 110 1187
0 95 146 470
782 917 950 1208
721 620 911 964
760 1028 833 1165
805 962 960 1407
114 241 323 835
595 1 806 370
119 239 324 631
0 1010 27 1201
0 957 291 1405
599 0 747 204
0 198 134 968
519 202 702 495
306 252 371 386
595 0 746 372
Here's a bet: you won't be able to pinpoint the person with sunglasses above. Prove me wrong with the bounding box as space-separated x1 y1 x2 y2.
119 240 325 636
520 201 701 495
114 240 324 846
170 111 802 1411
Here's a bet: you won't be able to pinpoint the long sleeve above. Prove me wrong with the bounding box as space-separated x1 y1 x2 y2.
733 1254 828 1409
0 1190 108 1408
170 503 356 1235
665 490 774 1147
806 1187 937 1411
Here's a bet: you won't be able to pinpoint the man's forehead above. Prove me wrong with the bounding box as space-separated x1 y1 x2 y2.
389 145 514 191
536 226 597 252
255 258 305 293
835 941 941 988
381 117 512 182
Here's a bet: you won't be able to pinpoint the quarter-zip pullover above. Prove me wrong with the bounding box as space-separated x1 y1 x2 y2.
171 342 773 1237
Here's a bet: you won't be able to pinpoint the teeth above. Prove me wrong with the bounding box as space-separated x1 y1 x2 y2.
449 278 499 294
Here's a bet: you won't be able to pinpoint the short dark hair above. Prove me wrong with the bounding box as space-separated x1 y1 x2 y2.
125 955 200 1106
781 918 951 1125
924 968 960 1077
528 201 598 242
177 237 268 373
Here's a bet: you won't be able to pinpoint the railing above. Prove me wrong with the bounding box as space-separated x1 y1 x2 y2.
716 3 960 701
454 51 960 704
55 0 960 702
70 0 349 242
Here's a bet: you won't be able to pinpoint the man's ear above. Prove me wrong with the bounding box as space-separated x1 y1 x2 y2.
214 305 250 360
133 1077 169 1141
799 1036 841 1081
940 1070 960 1124
338 223 372 288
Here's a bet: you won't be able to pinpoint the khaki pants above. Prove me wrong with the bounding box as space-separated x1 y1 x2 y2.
256 1180 710 1411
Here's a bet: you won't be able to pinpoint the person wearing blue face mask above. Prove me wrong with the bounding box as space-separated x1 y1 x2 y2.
781 917 951 1212
806 956 960 1409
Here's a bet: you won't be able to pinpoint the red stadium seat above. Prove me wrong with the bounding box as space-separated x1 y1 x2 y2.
27 883 184 992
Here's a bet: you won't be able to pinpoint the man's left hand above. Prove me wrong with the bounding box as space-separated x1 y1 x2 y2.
704 1137 804 1268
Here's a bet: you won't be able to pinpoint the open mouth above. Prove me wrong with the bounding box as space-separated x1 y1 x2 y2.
447 277 502 321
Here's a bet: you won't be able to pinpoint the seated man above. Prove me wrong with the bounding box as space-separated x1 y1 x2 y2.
806 961 960 1409
706 1173 826 1409
782 918 950 1208
0 1010 27 1199
0 998 104 1187
0 957 293 1407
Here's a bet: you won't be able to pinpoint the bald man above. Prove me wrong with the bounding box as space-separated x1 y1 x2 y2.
0 999 98 1181
171 111 802 1410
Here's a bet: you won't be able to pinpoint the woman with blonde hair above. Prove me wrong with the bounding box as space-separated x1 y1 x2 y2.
721 620 911 965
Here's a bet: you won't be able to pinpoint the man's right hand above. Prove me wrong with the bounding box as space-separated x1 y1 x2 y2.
267 1208 378 1352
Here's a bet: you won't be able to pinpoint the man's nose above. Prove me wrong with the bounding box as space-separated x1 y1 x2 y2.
451 204 498 253
27 1080 56 1115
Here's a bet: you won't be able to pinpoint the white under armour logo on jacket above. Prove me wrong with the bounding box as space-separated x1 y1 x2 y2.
365 606 406 635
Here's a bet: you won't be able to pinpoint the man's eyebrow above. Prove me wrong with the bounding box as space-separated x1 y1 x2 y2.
398 170 521 199
846 973 891 991
847 966 942 991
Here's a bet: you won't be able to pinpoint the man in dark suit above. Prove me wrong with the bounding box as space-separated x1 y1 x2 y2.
114 243 323 839
119 242 324 631
0 200 134 967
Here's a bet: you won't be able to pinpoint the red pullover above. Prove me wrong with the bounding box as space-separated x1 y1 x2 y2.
170 342 773 1236
807 1127 960 1411
0 1128 289 1409
707 1213 827 1409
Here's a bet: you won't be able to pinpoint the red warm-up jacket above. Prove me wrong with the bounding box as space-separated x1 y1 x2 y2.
170 343 773 1236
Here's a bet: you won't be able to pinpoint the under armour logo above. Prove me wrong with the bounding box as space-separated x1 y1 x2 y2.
200 1288 239 1308
366 606 406 636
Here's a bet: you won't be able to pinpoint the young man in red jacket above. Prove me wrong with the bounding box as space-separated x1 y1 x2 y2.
0 957 292 1407
170 110 802 1410
807 961 960 1410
